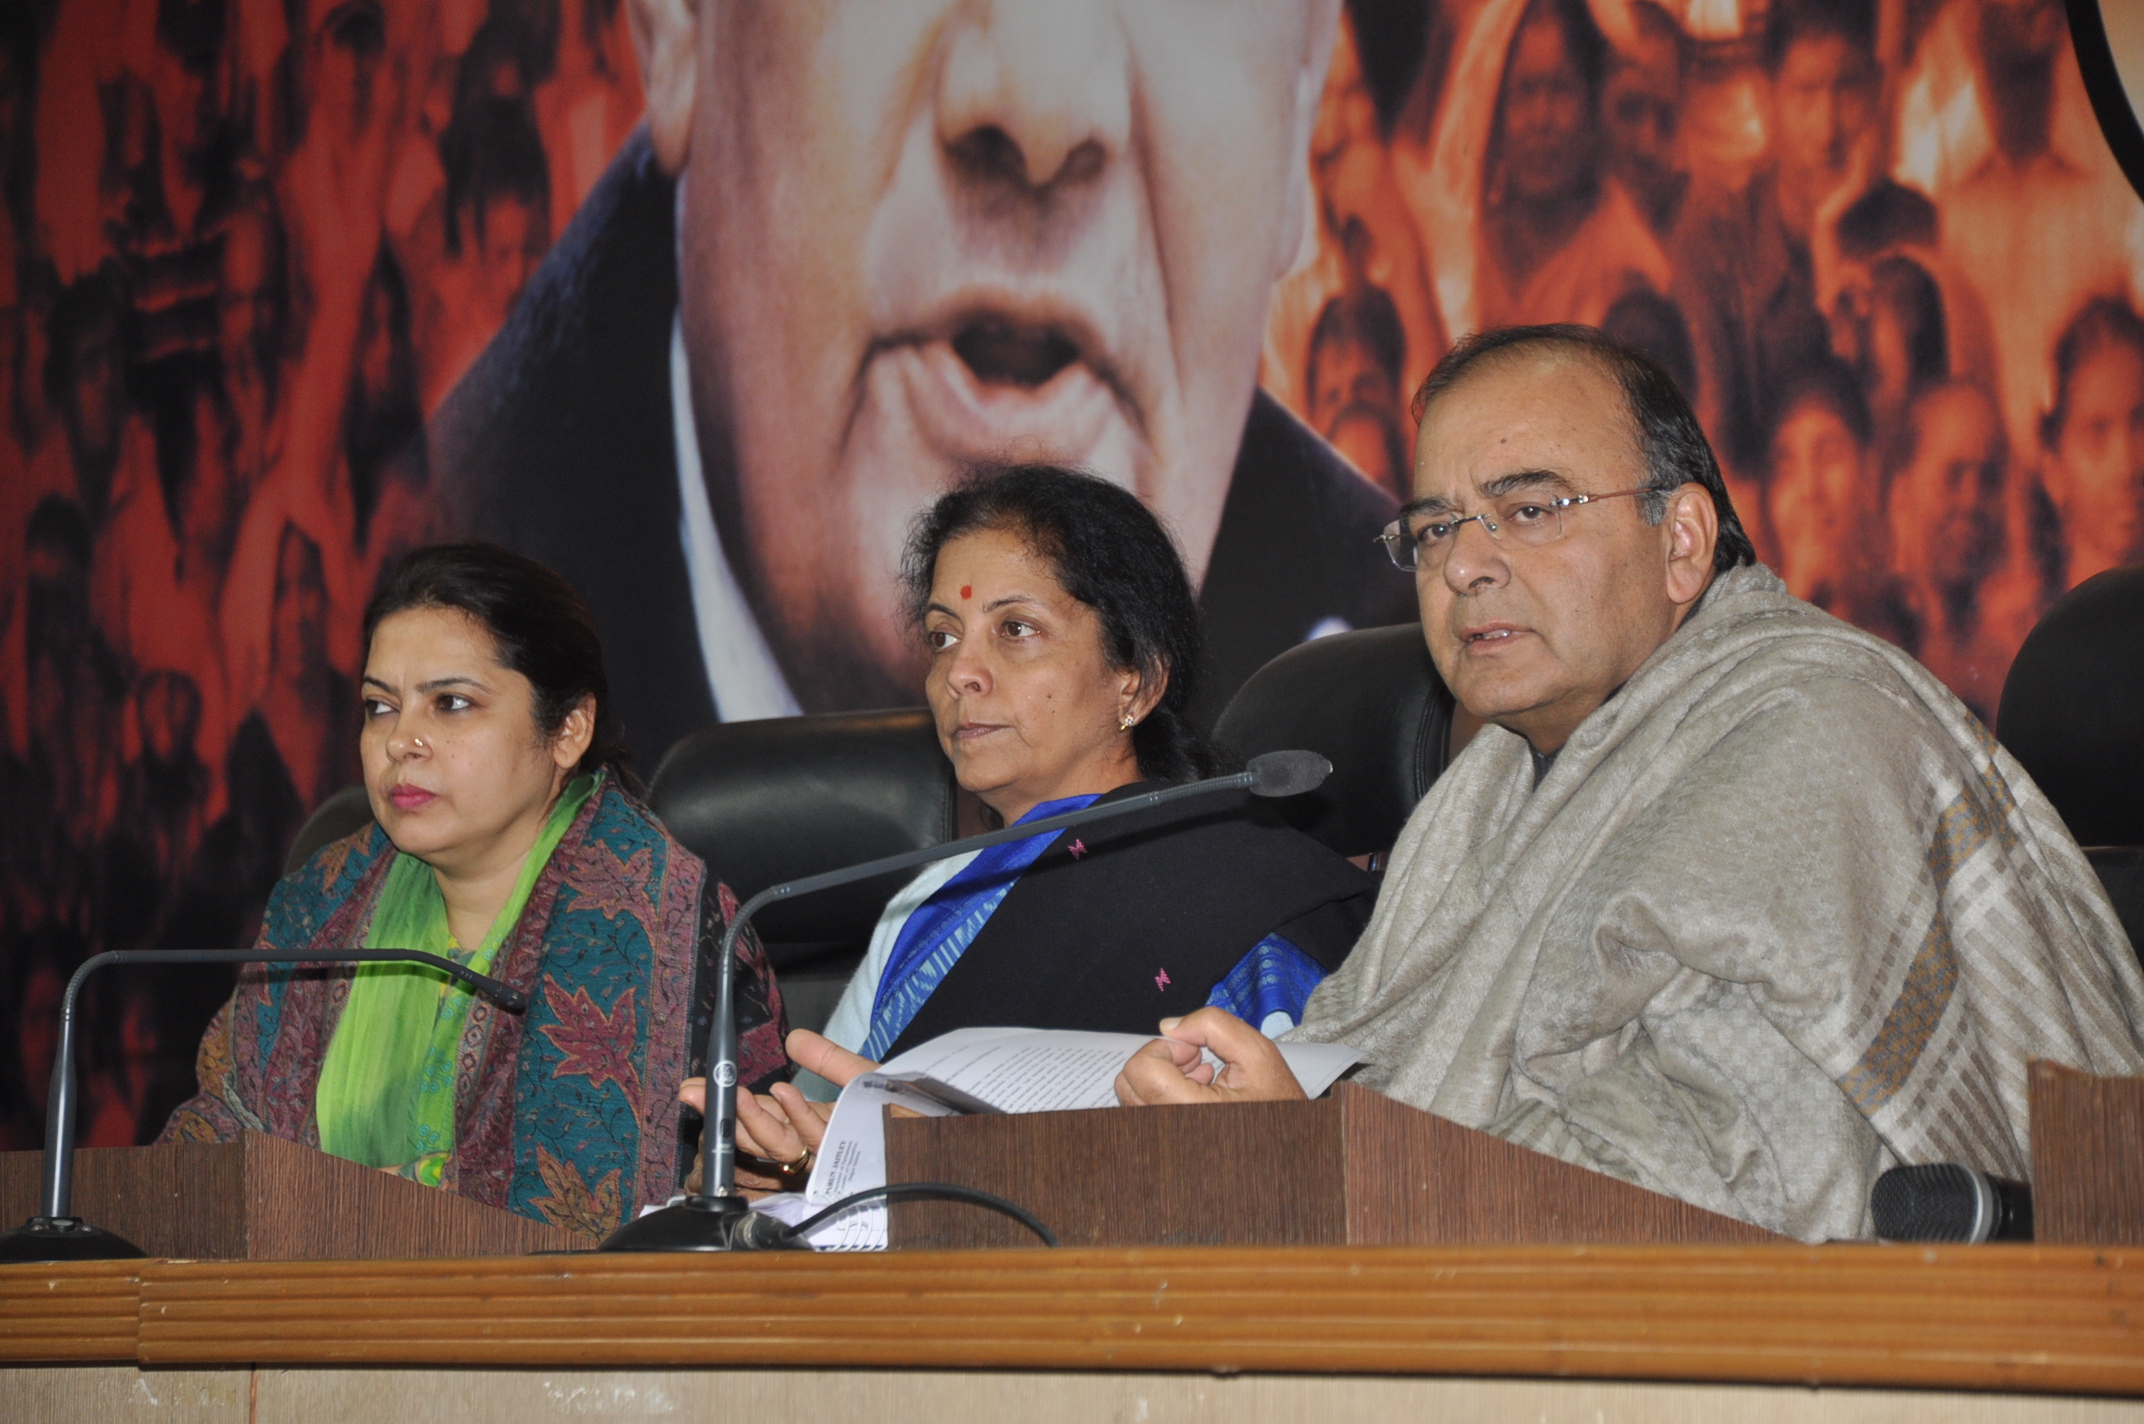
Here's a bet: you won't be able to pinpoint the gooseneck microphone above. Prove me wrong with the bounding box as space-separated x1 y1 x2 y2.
1870 1163 2034 1243
598 750 1334 1252
0 947 528 1265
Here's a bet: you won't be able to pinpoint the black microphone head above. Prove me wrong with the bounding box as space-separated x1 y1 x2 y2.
1871 1162 2030 1243
1245 750 1332 798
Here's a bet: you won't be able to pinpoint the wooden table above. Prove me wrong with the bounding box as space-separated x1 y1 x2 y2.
3 1241 2140 1422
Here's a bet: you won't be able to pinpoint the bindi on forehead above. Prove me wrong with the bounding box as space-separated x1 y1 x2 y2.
960 585 972 600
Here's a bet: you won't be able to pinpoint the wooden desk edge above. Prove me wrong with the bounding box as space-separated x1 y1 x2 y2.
1 1242 2137 1396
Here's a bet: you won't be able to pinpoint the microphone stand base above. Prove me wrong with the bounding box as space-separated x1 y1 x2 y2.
0 1217 148 1264
595 1195 797 1253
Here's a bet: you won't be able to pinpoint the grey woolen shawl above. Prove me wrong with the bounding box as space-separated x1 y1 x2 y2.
1289 564 2144 1241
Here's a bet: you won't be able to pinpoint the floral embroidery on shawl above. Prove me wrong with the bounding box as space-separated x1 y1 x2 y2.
538 981 646 1126
528 1144 623 1238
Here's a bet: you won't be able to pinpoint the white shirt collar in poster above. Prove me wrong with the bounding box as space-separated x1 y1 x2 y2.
671 313 802 723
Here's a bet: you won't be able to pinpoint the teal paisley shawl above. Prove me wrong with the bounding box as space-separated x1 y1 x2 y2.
159 777 788 1237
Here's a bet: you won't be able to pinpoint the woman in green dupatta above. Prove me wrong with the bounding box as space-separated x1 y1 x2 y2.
163 545 788 1234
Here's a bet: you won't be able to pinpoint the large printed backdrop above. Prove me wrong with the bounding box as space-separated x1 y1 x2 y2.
1 0 2139 1151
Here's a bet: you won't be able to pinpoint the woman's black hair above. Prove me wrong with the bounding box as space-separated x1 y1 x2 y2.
363 542 638 790
900 465 1222 783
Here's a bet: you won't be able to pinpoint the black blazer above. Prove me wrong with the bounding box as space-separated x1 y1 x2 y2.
883 782 1378 1060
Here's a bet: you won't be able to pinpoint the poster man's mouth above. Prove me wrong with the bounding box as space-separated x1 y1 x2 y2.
952 317 1082 389
868 290 1146 465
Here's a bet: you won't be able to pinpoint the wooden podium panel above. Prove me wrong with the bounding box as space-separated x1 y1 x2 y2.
1334 1081 1777 1245
0 1132 589 1260
897 1095 1349 1248
2031 1061 2144 1246
885 1081 1775 1250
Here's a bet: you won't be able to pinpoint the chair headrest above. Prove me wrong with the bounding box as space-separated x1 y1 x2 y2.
649 708 957 960
1213 623 1453 857
1997 564 2144 847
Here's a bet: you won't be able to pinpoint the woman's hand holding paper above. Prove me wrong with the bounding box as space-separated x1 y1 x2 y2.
785 1028 875 1089
676 1029 878 1191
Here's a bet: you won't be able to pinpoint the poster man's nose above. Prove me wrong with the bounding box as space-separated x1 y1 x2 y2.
935 0 1131 191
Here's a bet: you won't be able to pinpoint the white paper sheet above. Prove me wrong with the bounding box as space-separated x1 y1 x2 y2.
747 1191 889 1251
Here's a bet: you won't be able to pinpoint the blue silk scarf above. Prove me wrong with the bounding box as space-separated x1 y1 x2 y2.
862 793 1101 1060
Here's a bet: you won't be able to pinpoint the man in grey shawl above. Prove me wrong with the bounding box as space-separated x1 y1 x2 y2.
1116 324 2144 1242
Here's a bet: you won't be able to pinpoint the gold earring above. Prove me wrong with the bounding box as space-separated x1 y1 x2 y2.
1119 712 1135 732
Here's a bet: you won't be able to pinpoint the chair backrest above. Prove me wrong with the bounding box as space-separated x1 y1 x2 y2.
2083 847 2144 966
1212 623 1454 858
1998 565 2144 961
283 783 376 877
1997 564 2144 849
649 708 957 972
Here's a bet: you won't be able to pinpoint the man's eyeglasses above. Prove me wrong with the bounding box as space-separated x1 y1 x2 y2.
1377 486 1656 572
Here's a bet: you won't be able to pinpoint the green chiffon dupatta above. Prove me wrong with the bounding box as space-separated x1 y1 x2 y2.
315 774 597 1181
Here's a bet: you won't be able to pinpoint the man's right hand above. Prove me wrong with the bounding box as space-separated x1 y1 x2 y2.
1113 1007 1309 1107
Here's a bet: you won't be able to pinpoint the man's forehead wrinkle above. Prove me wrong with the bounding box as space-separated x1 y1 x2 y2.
1462 343 1637 448
1479 467 1573 498
1402 462 1568 518
1417 363 1644 511
1400 493 1457 519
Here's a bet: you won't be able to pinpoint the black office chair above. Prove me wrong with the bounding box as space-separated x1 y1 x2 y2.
284 784 375 876
1212 622 1456 859
649 708 957 1029
1997 564 2144 957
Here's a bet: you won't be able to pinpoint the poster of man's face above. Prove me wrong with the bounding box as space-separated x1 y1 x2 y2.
663 1 1338 703
2 0 2142 1149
